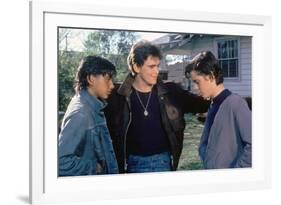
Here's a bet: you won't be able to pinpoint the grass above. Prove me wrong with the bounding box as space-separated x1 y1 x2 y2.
178 113 204 170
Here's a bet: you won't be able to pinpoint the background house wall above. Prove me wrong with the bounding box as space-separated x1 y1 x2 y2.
157 35 252 97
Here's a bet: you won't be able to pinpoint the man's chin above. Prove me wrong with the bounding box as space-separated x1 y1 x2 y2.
150 80 157 85
99 95 108 100
202 95 211 100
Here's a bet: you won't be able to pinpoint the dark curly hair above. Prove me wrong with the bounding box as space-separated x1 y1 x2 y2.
74 55 116 93
186 51 223 85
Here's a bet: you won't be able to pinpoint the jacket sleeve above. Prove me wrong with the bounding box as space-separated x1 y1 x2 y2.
58 113 95 176
165 82 210 114
233 98 252 168
183 91 210 113
172 83 210 113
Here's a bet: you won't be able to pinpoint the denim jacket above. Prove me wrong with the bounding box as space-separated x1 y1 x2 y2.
58 89 119 176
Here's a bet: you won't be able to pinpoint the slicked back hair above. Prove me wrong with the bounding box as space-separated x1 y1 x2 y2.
127 41 162 75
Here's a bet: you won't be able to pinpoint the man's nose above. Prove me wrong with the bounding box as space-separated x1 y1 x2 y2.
109 80 114 89
155 66 160 75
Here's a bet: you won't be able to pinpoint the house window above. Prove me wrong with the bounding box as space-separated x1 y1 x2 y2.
217 39 239 78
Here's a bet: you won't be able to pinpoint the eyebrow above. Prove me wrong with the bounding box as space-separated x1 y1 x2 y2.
148 63 160 67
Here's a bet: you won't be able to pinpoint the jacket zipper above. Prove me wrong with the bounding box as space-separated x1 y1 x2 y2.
123 97 132 172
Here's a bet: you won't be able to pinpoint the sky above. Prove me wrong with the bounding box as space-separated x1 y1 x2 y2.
59 28 168 51
138 31 167 41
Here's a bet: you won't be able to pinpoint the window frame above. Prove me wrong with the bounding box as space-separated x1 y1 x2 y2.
214 36 241 81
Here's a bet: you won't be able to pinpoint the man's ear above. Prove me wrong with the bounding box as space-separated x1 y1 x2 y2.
209 72 216 82
203 74 213 82
133 64 140 74
87 75 95 86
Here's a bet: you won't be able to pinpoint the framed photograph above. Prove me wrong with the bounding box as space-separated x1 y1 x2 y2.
30 0 271 204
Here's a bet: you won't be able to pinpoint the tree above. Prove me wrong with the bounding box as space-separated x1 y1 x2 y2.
59 29 74 51
58 28 85 112
83 30 139 82
83 30 116 55
58 50 84 112
58 29 139 112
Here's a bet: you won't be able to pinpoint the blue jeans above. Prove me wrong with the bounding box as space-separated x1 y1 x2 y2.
127 152 172 173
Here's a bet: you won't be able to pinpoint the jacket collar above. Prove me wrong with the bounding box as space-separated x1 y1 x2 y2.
117 74 135 97
157 81 169 96
80 89 106 114
117 74 169 97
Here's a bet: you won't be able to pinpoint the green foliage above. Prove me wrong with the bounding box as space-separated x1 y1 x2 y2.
83 30 115 55
58 29 139 111
58 50 85 112
83 30 139 82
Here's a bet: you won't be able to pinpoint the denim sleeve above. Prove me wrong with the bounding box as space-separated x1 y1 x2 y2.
58 112 95 176
233 98 252 168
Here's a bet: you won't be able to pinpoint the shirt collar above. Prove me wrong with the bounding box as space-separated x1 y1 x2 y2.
212 89 232 106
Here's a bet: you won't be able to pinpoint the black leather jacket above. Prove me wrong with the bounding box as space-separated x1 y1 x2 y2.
104 74 209 173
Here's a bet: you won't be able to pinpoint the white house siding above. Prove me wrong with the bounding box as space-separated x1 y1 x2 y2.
161 36 252 97
165 62 186 83
164 37 215 83
223 36 252 97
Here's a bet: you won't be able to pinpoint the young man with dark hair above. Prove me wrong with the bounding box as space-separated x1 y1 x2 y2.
105 41 210 173
58 55 119 176
189 51 252 169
